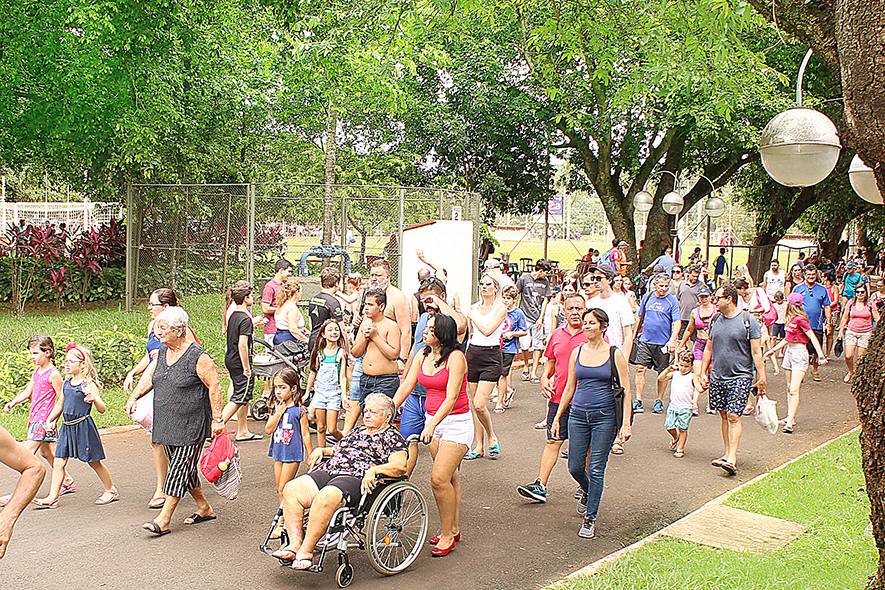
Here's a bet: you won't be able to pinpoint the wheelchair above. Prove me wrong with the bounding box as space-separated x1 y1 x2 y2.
260 474 428 587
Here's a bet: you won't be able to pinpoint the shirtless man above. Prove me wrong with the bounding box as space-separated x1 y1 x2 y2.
368 260 412 373
0 425 45 559
352 288 402 405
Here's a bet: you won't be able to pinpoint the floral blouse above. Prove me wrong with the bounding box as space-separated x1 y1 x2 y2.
325 425 407 478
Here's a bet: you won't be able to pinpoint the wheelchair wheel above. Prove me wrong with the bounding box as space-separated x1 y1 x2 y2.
336 562 354 588
250 398 269 421
364 480 428 575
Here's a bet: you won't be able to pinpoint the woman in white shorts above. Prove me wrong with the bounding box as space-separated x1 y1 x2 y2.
394 313 471 557
764 292 827 434
838 284 879 383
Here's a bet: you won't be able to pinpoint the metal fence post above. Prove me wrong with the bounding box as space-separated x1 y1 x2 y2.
397 188 405 289
340 188 347 273
470 192 481 302
125 183 133 312
248 183 256 287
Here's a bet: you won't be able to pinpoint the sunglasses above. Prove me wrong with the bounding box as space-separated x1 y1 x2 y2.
585 276 603 283
479 281 495 287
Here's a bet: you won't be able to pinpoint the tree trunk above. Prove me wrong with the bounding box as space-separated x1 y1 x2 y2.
746 238 777 285
322 102 337 251
853 320 885 589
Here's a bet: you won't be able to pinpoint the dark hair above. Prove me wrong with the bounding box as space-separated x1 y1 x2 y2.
228 280 253 305
28 334 55 360
677 349 694 364
535 259 552 272
364 287 387 309
309 319 349 372
720 247 726 254
320 267 341 288
423 313 458 368
152 288 179 307
418 277 446 297
275 258 293 272
733 278 749 290
804 263 817 272
718 284 739 304
612 238 620 248
583 307 609 331
502 285 519 299
273 367 305 405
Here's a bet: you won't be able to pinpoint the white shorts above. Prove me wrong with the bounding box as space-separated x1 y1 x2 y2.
781 343 809 372
519 334 531 351
425 411 474 448
845 329 872 349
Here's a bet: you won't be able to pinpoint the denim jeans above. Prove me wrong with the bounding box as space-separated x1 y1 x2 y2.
567 408 618 522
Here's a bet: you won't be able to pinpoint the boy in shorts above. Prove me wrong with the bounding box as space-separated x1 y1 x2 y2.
222 281 261 441
658 350 696 458
496 286 528 413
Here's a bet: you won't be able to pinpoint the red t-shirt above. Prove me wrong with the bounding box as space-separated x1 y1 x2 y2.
418 353 470 416
543 325 588 404
262 279 282 334
784 315 811 343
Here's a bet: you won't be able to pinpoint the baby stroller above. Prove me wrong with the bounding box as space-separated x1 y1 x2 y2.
249 338 310 420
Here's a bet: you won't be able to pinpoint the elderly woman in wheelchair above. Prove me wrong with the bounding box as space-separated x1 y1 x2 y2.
269 393 425 582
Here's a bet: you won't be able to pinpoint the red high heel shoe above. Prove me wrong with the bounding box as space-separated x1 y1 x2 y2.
431 539 456 557
428 532 460 545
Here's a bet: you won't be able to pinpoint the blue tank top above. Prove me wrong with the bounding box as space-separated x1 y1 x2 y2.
146 324 163 356
267 404 305 462
572 348 615 413
62 381 94 420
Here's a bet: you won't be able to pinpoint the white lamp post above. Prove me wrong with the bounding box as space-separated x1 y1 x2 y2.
759 49 842 187
849 154 884 205
633 190 654 212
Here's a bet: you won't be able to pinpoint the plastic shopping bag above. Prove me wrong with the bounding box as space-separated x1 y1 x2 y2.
212 451 242 500
129 390 154 432
755 395 779 434
200 432 236 483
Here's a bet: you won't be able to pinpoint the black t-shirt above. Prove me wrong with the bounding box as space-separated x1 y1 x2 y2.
309 292 343 350
225 311 253 372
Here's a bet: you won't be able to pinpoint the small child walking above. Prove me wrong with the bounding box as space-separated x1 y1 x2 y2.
495 286 528 413
266 367 312 539
770 291 787 354
1 335 74 505
658 350 697 458
305 320 349 448
33 344 117 508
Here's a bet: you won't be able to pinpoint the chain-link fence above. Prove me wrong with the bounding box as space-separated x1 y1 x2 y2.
125 183 481 310
1 200 122 234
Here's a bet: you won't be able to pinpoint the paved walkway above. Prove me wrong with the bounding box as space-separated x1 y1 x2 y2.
0 363 859 589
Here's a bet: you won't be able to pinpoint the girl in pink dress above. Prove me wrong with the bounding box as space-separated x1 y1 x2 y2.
1 335 74 504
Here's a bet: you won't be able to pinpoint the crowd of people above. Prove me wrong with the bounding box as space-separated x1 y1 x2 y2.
0 241 875 564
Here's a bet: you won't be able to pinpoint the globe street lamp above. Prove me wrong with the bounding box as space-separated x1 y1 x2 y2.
759 49 842 187
849 154 884 205
632 171 682 256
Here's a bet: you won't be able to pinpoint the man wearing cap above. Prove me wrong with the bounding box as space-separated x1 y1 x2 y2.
630 273 680 414
484 258 515 289
793 264 831 381
676 264 705 342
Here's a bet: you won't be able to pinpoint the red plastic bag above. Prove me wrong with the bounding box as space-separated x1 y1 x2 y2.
200 432 236 483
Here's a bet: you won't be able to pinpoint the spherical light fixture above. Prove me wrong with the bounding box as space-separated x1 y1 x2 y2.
705 196 726 218
661 191 684 216
759 107 841 187
633 190 654 213
849 154 883 205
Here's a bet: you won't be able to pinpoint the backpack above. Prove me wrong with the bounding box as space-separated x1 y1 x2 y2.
599 247 617 266
708 310 752 341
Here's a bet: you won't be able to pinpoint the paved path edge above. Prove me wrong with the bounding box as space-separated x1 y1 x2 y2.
550 424 862 586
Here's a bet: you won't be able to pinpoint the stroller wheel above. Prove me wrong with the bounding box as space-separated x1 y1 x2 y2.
250 398 269 421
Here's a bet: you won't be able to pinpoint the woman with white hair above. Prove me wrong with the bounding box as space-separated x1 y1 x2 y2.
125 306 224 536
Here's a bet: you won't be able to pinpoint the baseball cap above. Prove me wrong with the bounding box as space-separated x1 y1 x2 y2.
617 240 628 247
589 263 617 279
787 292 804 305
483 259 501 269
697 285 712 297
847 261 857 269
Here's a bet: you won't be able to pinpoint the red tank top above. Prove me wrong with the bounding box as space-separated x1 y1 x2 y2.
417 352 470 416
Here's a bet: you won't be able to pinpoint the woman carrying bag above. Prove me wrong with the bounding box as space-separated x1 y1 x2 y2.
552 308 632 539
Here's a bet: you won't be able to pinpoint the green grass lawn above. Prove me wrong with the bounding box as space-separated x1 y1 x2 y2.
552 431 874 590
0 294 253 441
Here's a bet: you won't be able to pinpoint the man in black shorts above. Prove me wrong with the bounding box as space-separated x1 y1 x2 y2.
630 274 681 414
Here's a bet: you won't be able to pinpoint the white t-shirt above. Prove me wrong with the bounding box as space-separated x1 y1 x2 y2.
764 270 785 299
587 293 635 350
669 370 695 410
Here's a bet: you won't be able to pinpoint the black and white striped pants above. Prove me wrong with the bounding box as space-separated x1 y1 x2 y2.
163 444 203 498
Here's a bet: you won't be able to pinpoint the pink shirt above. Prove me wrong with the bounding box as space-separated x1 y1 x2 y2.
543 325 588 404
29 366 60 423
784 315 811 343
847 303 874 333
418 353 470 416
262 279 283 334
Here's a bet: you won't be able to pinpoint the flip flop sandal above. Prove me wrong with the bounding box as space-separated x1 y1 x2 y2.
669 440 678 451
534 421 547 430
291 557 314 570
184 513 217 525
521 371 531 381
530 377 541 384
711 457 727 467
235 433 263 441
272 547 297 561
0 493 12 506
782 424 794 434
60 483 76 495
742 406 755 416
32 498 58 509
95 489 119 505
493 407 505 414
720 461 737 475
143 521 171 536
610 444 625 455
148 496 166 509
464 451 484 460
503 388 515 408
673 451 685 458
812 374 822 382
488 444 501 459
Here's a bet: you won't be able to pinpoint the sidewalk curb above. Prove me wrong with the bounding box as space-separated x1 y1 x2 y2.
553 425 862 585
99 424 142 436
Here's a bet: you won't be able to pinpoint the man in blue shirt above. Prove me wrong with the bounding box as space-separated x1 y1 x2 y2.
713 248 728 286
630 273 681 414
793 264 831 381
